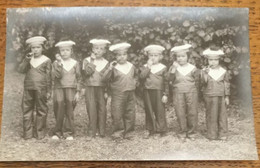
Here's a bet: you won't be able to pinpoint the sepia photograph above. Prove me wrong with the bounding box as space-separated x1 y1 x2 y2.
0 7 258 161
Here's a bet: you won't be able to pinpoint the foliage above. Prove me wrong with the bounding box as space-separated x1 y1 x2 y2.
6 7 251 101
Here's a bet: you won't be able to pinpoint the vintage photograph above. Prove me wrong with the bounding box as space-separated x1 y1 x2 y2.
0 7 258 160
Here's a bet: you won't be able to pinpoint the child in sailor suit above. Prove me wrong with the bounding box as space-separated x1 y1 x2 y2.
201 48 230 140
103 42 138 139
18 36 52 140
139 45 169 138
169 44 200 140
52 40 81 140
82 39 110 140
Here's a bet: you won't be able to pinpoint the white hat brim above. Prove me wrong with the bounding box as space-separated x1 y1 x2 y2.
109 42 131 52
203 48 224 56
55 40 76 47
26 36 47 45
89 39 111 45
144 45 165 52
171 44 192 52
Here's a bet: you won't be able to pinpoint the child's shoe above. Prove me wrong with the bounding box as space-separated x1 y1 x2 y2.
219 136 228 141
143 131 155 139
51 135 59 140
187 133 196 141
111 130 124 139
66 136 74 140
123 132 134 140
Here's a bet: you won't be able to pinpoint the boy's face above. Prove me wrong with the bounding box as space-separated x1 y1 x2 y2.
59 47 72 60
147 51 162 64
92 45 107 58
176 52 188 65
208 58 220 68
30 44 43 57
115 50 128 64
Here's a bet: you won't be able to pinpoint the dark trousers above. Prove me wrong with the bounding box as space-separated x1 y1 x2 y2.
85 86 107 137
53 88 76 137
173 91 198 137
143 89 167 133
111 90 136 135
22 89 48 139
204 95 228 139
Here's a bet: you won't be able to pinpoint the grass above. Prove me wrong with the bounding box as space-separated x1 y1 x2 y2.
0 63 258 161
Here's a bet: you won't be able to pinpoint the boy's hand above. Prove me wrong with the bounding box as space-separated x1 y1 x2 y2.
46 91 52 100
204 66 210 74
55 54 62 65
86 63 96 73
170 61 179 73
172 61 180 68
109 61 117 70
225 96 230 106
26 53 33 59
170 67 176 74
104 92 108 100
162 95 168 104
74 92 80 103
147 59 153 69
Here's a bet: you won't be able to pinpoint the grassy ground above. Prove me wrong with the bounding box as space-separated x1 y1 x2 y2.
0 63 258 161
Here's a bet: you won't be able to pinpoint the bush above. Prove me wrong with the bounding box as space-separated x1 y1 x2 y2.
6 7 251 103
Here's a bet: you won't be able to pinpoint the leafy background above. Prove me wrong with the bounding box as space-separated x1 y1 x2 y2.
6 7 251 110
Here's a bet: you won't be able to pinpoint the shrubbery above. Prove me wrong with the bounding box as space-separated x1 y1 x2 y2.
6 8 251 103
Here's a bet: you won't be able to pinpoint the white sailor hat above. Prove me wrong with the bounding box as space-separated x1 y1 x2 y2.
89 39 111 45
109 42 131 52
55 40 76 48
203 48 224 59
26 36 46 46
144 45 165 53
170 44 192 53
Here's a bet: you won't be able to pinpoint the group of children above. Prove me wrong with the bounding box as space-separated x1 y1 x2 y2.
18 35 230 141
